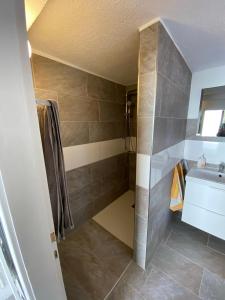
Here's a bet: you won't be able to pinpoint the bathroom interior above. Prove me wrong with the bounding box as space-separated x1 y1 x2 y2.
2 1 225 300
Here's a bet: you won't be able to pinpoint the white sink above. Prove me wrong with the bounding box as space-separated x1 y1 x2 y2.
182 167 225 240
187 168 225 189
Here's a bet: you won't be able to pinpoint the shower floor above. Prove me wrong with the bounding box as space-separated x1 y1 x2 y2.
93 190 135 248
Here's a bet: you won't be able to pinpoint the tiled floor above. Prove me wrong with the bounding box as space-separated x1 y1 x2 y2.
107 219 225 300
58 220 132 300
59 218 225 300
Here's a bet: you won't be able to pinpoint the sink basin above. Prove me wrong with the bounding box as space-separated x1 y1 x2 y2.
187 168 225 189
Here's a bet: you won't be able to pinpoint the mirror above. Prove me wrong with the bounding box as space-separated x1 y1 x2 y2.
197 85 225 137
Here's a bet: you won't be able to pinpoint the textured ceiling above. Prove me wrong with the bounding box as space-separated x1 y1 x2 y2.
28 0 225 85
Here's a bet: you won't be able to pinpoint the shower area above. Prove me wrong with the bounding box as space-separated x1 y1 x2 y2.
93 87 137 248
30 50 138 298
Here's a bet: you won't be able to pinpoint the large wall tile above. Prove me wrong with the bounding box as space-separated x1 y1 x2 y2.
186 118 198 138
146 172 173 260
135 215 148 245
157 23 191 96
32 54 87 97
153 117 186 153
137 117 153 155
115 84 126 104
89 121 125 142
35 88 58 101
156 73 189 118
138 72 156 117
129 153 136 190
135 186 149 220
67 154 129 229
58 94 99 122
87 74 116 101
32 54 126 146
99 101 124 122
61 121 89 147
133 240 147 270
139 24 157 75
66 165 92 193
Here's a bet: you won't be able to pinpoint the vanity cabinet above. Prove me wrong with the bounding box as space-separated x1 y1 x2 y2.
182 168 225 240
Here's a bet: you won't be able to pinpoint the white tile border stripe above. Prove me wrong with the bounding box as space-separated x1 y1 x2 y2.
63 138 126 171
136 153 151 190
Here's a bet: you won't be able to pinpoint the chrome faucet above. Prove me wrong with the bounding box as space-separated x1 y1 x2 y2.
218 162 225 173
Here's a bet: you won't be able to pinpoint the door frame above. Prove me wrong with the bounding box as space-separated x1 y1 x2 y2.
0 1 66 299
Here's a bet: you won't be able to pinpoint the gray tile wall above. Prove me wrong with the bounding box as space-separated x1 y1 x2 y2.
134 23 158 268
146 172 173 264
32 54 126 147
146 22 192 264
67 153 129 229
186 118 198 138
31 54 129 229
129 153 136 190
136 21 191 269
153 23 192 154
137 24 157 156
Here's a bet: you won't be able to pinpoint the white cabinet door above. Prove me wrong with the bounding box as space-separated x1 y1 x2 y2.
185 180 225 215
182 202 225 240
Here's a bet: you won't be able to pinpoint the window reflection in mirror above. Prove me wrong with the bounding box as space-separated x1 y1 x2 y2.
198 86 225 137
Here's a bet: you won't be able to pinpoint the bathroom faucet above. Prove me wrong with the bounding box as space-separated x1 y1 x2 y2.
218 162 225 173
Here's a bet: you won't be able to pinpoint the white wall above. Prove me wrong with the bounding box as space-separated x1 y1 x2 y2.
0 1 66 299
188 65 225 119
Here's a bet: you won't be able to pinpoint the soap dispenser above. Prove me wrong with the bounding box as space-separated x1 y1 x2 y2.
197 154 206 168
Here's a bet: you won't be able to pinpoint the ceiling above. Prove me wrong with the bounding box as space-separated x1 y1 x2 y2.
27 0 225 85
25 0 48 30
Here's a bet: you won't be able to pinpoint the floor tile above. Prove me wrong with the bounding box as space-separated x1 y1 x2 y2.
167 227 225 279
58 220 132 300
199 269 225 300
151 243 203 294
208 235 225 255
121 261 153 292
106 278 145 300
171 219 208 244
138 266 200 300
114 262 200 300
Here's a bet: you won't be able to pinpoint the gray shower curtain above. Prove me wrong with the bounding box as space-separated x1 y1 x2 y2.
37 100 73 240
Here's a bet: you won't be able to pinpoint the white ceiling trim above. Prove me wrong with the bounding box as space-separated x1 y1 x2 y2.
138 17 161 32
32 49 124 85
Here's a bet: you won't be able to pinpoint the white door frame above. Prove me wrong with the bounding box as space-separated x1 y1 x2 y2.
0 1 66 299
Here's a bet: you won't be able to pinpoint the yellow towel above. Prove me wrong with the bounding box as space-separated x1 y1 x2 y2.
170 163 185 212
